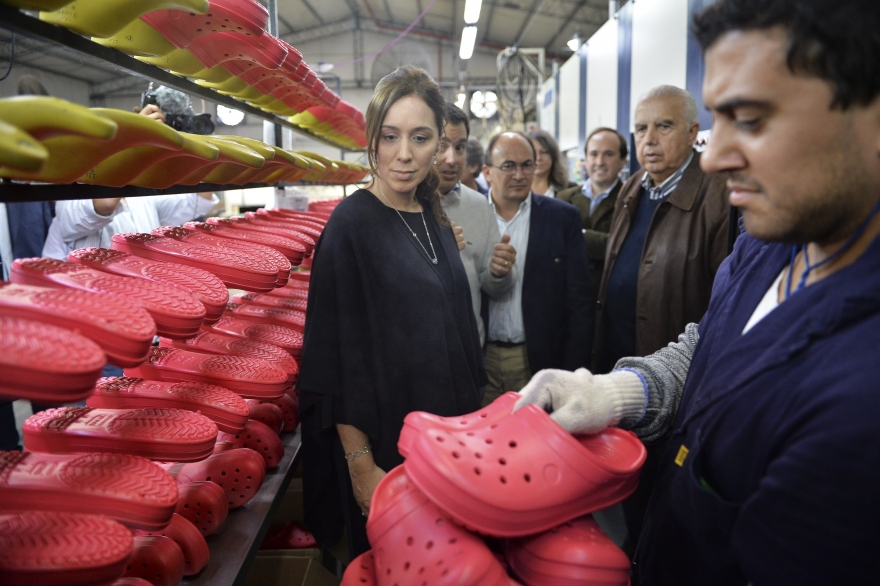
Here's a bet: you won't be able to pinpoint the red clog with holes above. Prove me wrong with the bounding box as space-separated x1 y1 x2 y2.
260 520 317 550
261 393 298 432
366 465 518 586
0 282 154 368
505 516 630 586
0 450 177 530
87 376 249 434
140 0 268 49
341 550 377 586
399 392 520 458
153 225 292 286
111 232 278 292
126 346 287 400
135 513 209 576
122 535 185 586
0 511 133 586
158 330 298 384
161 448 265 509
403 405 647 537
216 419 284 468
11 257 205 339
232 291 307 312
183 221 306 264
68 247 227 324
245 400 284 435
206 217 315 256
174 481 228 537
225 302 305 333
23 407 217 462
204 315 303 357
0 316 105 403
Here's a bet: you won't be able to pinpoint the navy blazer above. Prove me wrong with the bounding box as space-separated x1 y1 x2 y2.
6 201 53 258
521 194 595 373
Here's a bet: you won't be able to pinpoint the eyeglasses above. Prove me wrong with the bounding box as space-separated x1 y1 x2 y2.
487 160 536 175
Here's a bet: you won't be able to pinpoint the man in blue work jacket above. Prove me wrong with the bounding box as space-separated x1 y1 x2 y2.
516 0 880 584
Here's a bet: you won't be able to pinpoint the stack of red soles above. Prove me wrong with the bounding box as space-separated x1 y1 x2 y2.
67 247 228 324
182 221 306 265
205 217 315 257
203 315 303 358
263 284 309 301
160 448 266 509
224 302 305 333
10 257 205 339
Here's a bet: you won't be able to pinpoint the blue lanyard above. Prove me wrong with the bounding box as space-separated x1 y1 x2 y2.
785 198 880 299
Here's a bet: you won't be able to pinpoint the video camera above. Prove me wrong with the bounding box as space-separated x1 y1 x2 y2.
141 83 215 135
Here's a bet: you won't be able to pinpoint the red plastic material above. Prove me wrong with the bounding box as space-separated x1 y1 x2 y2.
245 400 284 435
0 316 105 404
87 376 250 434
212 441 237 454
251 209 326 232
23 407 218 463
174 481 229 537
158 330 298 384
205 217 315 256
0 282 155 368
403 405 647 537
260 207 328 225
153 225 292 286
188 30 286 71
246 216 323 244
505 516 630 586
260 520 317 550
140 0 269 49
341 551 376 586
135 513 209 576
204 315 303 357
0 511 133 586
287 271 311 282
122 535 185 586
263 285 309 300
0 450 177 530
10 257 205 339
232 291 307 312
183 221 306 264
261 393 298 432
216 419 284 468
399 392 520 458
225 302 305 333
161 448 266 509
111 232 278 293
366 465 516 586
125 346 288 400
108 578 154 586
68 247 228 324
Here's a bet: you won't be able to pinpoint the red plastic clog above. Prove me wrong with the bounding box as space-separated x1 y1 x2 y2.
0 511 133 586
0 281 155 367
399 392 520 458
10 257 205 339
158 330 298 384
174 481 229 537
111 232 278 292
0 316 105 404
183 220 306 264
260 393 298 433
366 465 517 586
87 376 249 433
161 448 265 509
0 450 177 530
403 405 647 537
225 302 305 332
68 247 228 324
23 407 217 463
203 315 303 357
505 516 630 586
125 346 288 400
135 513 209 576
260 520 317 550
245 399 284 435
216 419 284 468
141 0 268 49
121 535 185 586
341 550 377 586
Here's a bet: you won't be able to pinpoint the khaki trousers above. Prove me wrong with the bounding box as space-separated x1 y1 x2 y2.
483 342 531 407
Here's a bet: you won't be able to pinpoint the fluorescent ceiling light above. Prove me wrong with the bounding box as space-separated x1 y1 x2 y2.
460 26 477 60
455 92 467 109
567 32 581 51
463 0 482 24
216 105 244 126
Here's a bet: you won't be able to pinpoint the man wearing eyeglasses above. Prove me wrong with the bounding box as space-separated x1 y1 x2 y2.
481 131 594 406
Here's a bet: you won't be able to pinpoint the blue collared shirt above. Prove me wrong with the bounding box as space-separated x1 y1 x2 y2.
488 192 531 343
641 150 694 200
581 177 621 216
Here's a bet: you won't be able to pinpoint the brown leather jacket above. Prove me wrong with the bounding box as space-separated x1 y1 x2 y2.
592 151 730 370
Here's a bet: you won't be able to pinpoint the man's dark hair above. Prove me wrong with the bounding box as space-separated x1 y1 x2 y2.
693 0 880 110
586 127 628 160
484 131 537 166
466 137 484 172
445 103 470 137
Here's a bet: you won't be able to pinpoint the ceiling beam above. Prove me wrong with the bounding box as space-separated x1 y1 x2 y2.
480 0 497 44
380 0 394 24
280 17 359 44
543 0 592 49
298 0 325 24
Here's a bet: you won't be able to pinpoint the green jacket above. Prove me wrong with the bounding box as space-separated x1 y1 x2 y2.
556 179 622 295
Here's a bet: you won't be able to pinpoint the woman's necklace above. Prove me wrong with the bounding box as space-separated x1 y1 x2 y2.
377 187 439 265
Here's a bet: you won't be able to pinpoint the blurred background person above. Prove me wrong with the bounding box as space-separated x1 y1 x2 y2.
463 136 488 196
528 128 574 197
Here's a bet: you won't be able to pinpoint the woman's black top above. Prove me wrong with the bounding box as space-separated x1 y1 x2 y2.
298 189 486 471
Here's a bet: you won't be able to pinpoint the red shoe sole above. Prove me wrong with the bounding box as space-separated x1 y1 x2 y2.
0 511 133 586
135 513 209 576
204 316 303 358
122 535 185 586
125 347 288 400
23 407 218 463
0 450 177 530
225 302 305 333
174 481 229 537
0 316 105 404
183 221 306 265
11 257 205 340
216 419 285 469
205 217 315 256
245 400 284 435
0 282 154 368
162 448 265 509
68 247 228 324
88 376 250 434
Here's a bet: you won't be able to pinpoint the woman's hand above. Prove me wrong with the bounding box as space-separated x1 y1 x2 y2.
451 221 466 251
349 460 386 516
